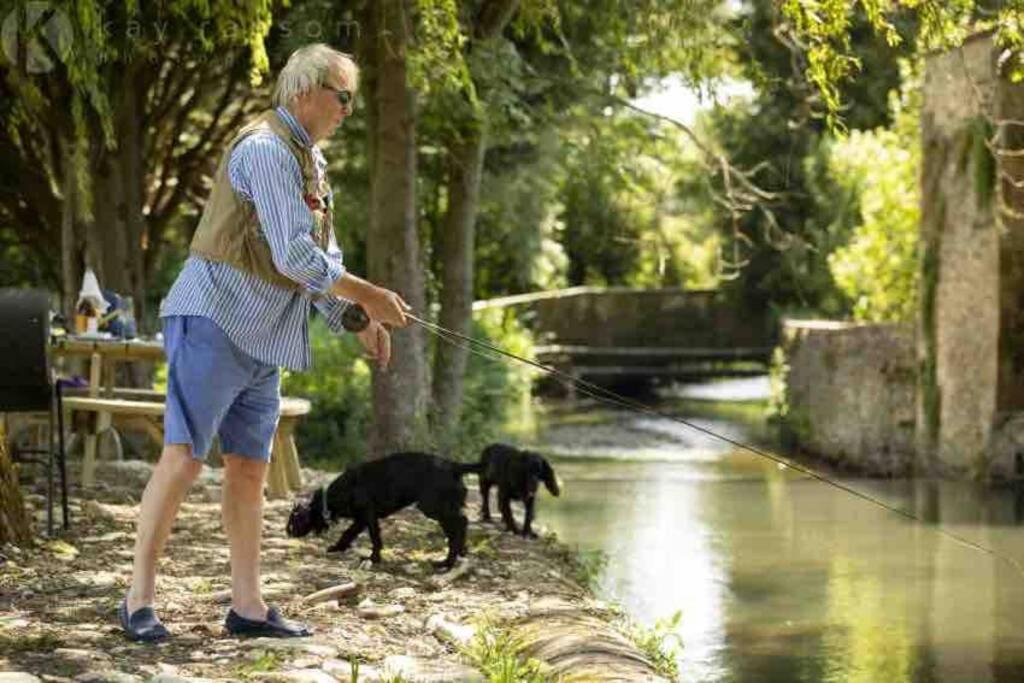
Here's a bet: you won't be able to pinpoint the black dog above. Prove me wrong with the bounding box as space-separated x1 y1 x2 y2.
478 443 560 538
286 452 480 570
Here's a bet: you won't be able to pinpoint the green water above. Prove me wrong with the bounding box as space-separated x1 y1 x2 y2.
531 378 1024 682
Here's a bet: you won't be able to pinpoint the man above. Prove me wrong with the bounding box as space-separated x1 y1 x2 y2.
119 44 407 641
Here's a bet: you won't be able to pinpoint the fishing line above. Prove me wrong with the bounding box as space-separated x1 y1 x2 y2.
406 312 1024 578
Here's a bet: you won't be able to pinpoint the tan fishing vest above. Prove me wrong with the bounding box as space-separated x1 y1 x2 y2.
189 110 332 291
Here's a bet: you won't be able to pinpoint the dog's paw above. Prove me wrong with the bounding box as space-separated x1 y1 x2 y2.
522 530 539 540
326 543 350 554
431 559 456 572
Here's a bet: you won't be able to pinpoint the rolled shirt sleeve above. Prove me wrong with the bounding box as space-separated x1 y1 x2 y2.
229 135 345 296
312 226 354 335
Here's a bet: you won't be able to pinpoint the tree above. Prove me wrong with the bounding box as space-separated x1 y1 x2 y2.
430 0 520 444
698 0 913 317
779 1 1022 126
358 0 429 454
0 426 32 547
0 1 275 322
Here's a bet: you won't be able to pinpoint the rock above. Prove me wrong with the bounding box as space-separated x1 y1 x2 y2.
80 500 117 522
73 672 141 683
425 614 476 647
47 540 79 560
0 674 42 683
71 571 120 589
0 616 31 630
381 655 485 683
95 461 154 491
388 586 417 601
357 599 405 619
300 582 359 605
65 628 108 644
321 660 381 682
239 638 337 658
54 649 107 663
206 585 291 604
427 559 472 588
249 672 336 683
147 676 217 683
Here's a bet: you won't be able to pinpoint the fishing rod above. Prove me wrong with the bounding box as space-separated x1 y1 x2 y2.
342 303 1024 577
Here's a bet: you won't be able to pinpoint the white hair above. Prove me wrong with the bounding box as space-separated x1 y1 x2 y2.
273 44 359 107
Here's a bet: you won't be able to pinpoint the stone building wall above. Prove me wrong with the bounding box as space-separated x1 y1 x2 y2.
781 321 916 475
921 33 1024 479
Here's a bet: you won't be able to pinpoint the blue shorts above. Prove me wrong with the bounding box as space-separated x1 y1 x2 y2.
162 315 280 462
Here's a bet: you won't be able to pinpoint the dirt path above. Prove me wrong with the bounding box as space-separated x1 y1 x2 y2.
0 462 670 682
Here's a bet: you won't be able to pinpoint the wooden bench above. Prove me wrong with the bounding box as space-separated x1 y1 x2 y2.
62 394 310 498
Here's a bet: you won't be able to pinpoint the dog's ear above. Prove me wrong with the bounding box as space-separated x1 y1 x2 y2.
540 457 560 496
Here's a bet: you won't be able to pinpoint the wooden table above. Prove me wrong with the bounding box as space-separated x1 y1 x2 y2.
53 336 165 486
52 335 307 496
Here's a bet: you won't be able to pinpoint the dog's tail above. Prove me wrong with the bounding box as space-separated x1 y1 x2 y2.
454 462 483 476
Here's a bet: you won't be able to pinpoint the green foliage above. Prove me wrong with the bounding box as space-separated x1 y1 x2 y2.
779 1 1024 126
280 318 374 468
463 617 550 683
696 0 913 318
409 0 475 103
960 115 996 208
568 547 608 592
625 611 684 681
556 111 722 289
282 309 535 468
236 650 283 678
436 307 538 461
826 68 921 322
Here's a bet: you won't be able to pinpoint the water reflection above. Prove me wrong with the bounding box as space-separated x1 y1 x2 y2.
533 385 1024 682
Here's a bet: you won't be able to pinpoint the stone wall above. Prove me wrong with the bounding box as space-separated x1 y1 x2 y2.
921 33 1024 479
781 320 916 475
920 33 1001 477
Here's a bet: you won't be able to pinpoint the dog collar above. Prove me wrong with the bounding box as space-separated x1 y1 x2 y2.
319 484 331 525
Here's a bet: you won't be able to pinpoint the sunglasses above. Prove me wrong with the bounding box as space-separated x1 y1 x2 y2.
325 85 354 110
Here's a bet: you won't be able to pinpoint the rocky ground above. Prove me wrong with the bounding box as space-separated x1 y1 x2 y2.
0 461 670 682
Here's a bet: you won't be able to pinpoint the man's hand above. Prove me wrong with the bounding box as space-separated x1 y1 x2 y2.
357 321 392 369
361 286 411 328
330 273 411 327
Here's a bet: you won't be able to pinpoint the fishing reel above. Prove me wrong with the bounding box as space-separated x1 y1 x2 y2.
341 303 370 332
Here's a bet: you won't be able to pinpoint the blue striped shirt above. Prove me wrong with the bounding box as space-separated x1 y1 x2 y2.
160 107 350 370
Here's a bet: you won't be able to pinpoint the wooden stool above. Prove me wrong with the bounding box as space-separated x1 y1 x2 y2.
266 397 311 499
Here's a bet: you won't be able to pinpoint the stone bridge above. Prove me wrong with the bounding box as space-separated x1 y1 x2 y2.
473 286 775 387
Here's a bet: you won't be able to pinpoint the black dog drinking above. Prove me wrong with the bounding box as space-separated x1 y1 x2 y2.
478 443 560 538
286 452 480 570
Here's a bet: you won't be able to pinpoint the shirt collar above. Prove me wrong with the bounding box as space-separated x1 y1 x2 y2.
276 106 313 148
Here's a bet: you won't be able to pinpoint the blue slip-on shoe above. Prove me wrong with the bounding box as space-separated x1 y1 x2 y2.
119 598 170 642
224 605 311 638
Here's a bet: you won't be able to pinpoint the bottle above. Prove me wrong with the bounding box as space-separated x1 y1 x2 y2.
121 296 137 339
75 299 98 334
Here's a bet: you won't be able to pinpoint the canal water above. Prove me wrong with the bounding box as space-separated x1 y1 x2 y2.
532 377 1024 682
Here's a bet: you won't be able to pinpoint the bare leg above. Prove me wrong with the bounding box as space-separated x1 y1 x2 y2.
221 454 269 620
127 444 203 614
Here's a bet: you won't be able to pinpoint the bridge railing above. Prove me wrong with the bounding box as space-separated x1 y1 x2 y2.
474 287 776 384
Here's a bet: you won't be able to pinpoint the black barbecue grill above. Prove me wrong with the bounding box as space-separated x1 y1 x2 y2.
0 288 68 533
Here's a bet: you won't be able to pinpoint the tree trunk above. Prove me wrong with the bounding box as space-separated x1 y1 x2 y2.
116 69 148 322
431 129 486 442
430 0 519 442
362 0 429 455
0 422 32 547
85 74 147 315
60 144 80 321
